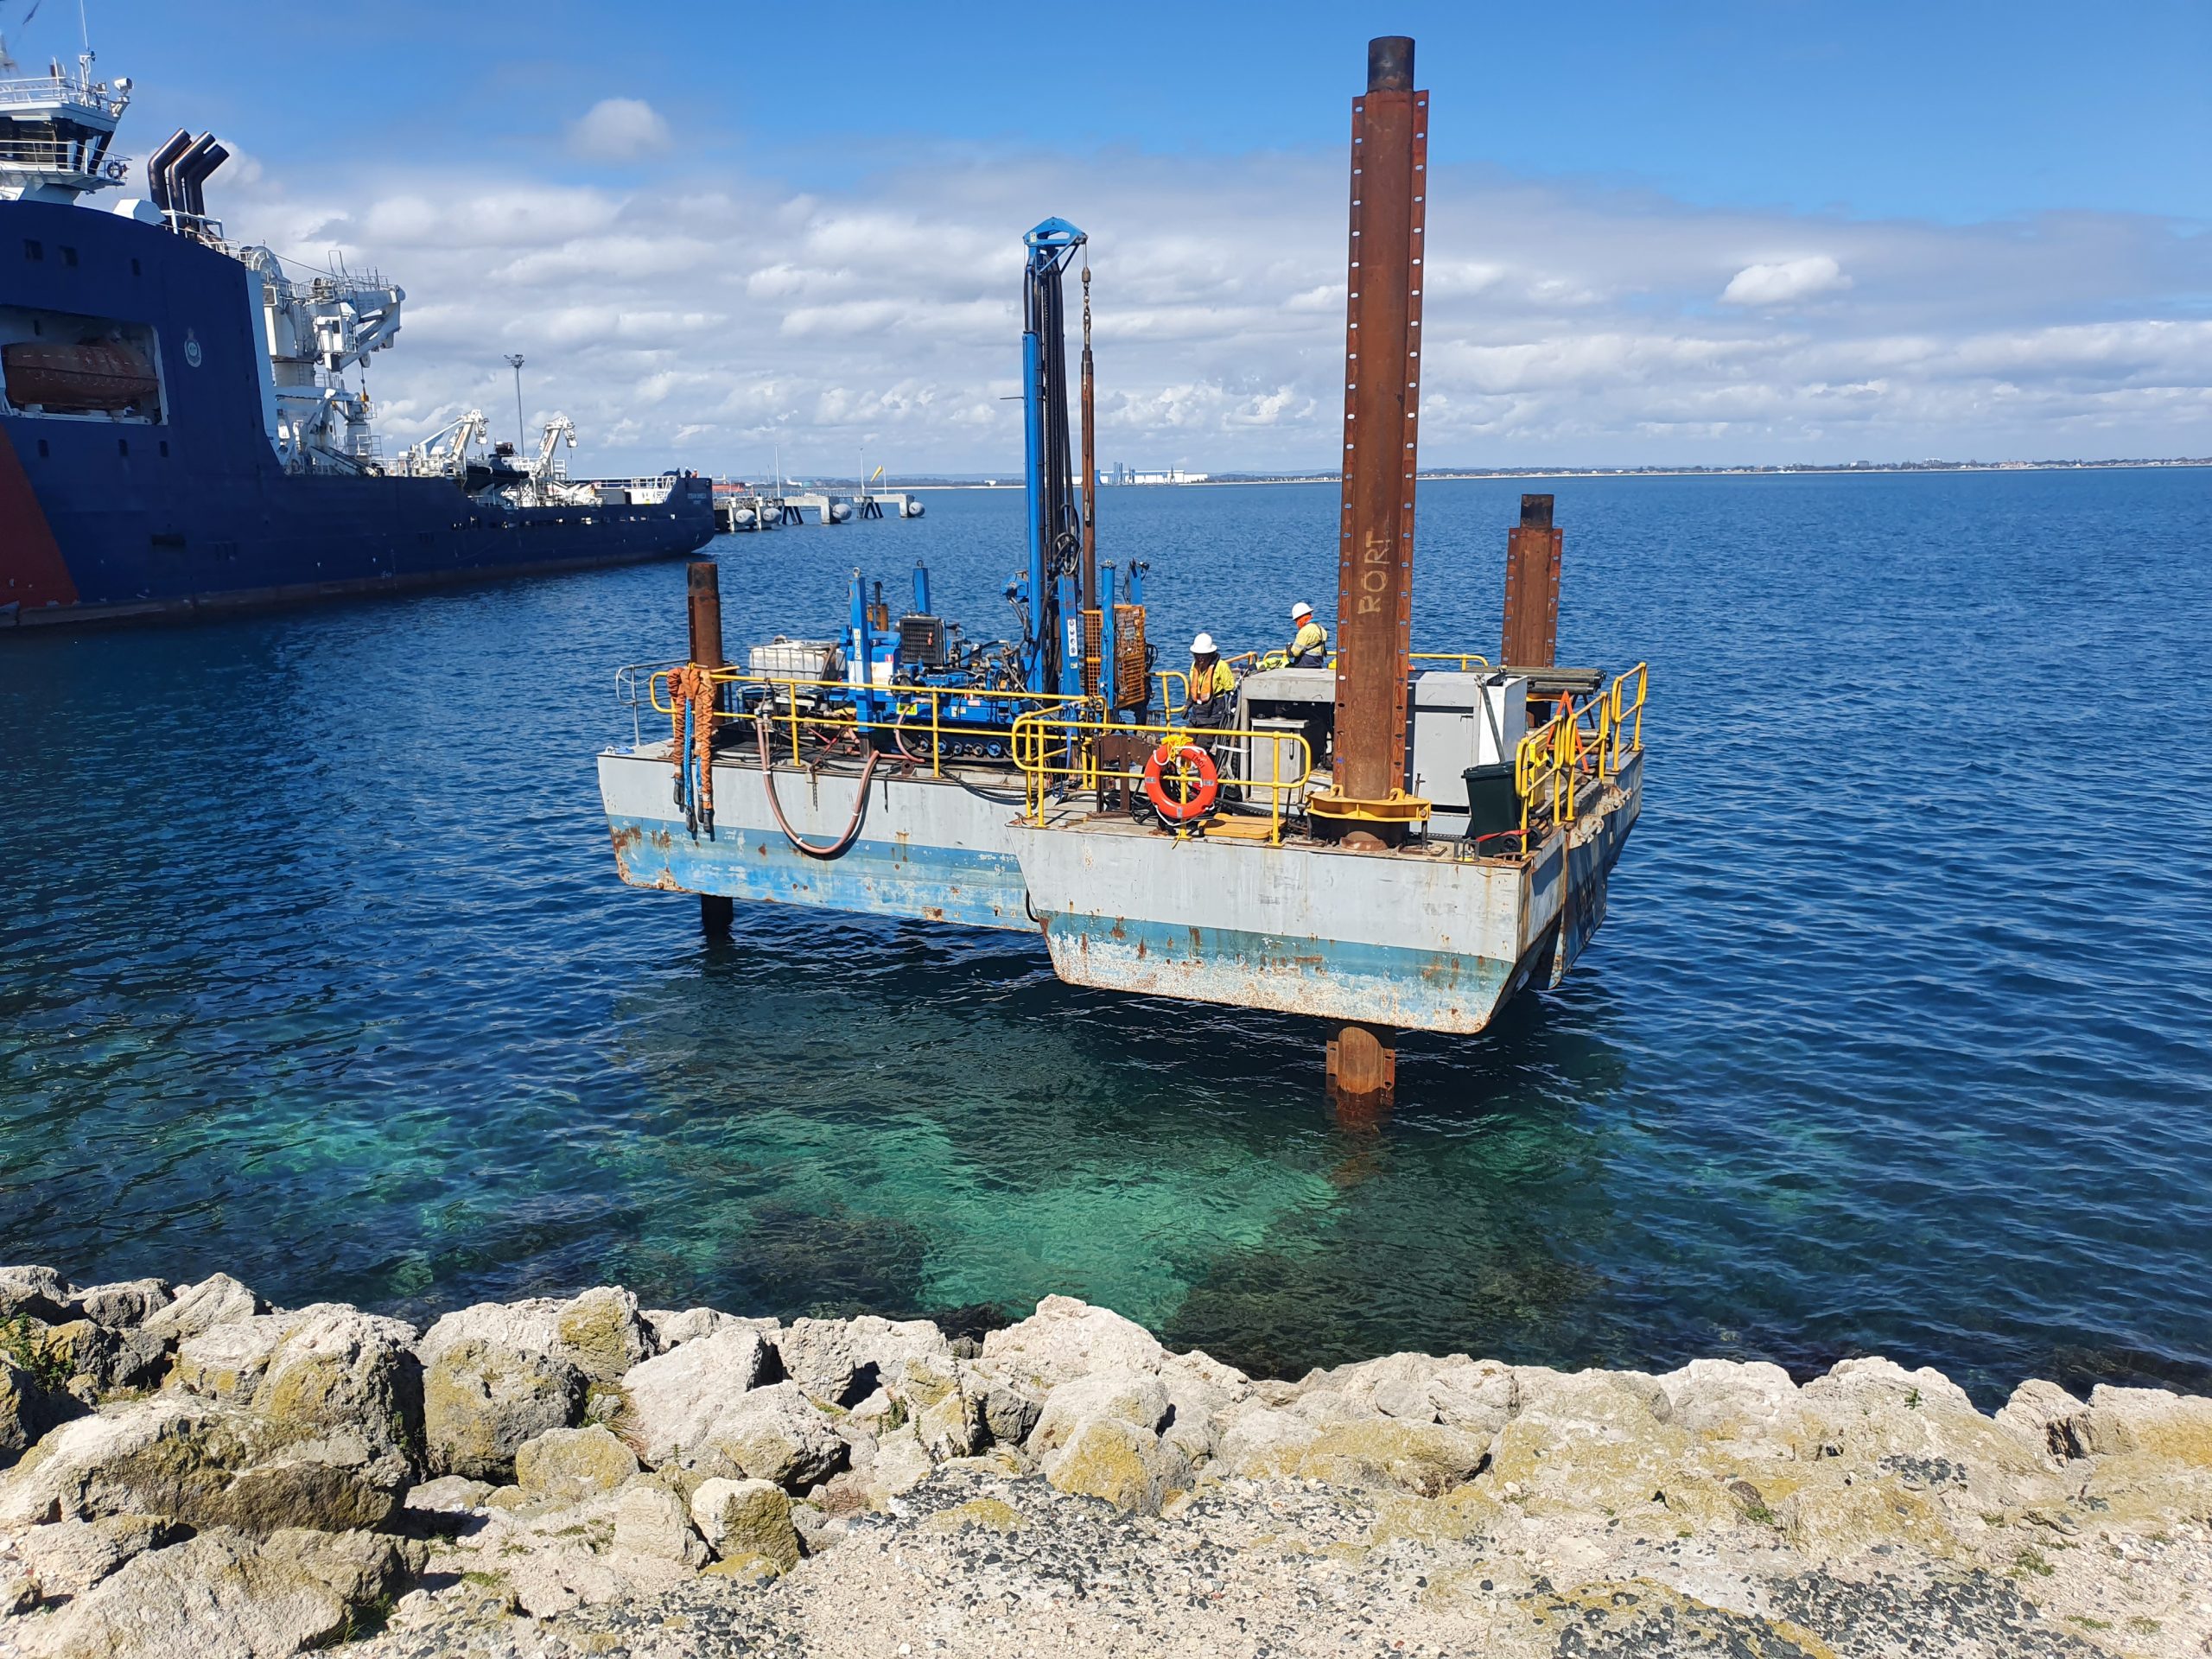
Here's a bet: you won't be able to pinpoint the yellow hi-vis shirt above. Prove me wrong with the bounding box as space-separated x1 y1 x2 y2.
1288 620 1327 663
1190 658 1237 702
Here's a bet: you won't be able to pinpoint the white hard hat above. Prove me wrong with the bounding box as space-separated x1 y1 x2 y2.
1291 602 1313 621
1192 632 1216 656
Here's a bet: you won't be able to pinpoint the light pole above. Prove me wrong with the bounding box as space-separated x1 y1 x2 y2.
504 354 526 451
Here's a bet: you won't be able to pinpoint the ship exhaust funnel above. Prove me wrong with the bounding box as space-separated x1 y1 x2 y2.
169 132 229 221
146 128 192 216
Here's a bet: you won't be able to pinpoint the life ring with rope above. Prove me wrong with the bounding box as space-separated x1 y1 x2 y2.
1142 741 1219 823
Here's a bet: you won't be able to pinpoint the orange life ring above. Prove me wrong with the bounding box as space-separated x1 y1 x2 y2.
1142 742 1219 822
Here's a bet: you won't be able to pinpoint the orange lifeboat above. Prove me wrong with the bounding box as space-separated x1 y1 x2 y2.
2 341 161 416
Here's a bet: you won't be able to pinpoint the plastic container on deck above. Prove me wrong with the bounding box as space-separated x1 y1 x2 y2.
1461 763 1518 841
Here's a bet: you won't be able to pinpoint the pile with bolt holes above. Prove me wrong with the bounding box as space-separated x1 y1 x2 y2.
1 1263 2209 1657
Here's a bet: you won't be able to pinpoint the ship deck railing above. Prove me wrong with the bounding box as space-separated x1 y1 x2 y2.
1009 709 1315 846
633 664 1094 772
0 77 118 116
1516 663 1648 836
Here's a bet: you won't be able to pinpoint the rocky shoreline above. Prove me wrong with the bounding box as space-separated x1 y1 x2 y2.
1 1265 2208 1656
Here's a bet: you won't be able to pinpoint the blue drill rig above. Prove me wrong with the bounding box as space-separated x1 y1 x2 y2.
826 215 1147 759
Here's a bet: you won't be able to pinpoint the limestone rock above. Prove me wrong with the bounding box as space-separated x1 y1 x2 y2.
0 1265 74 1323
1657 1358 1801 1449
1298 1351 1471 1422
419 1287 652 1383
25 1523 413 1659
611 1479 708 1567
1217 1405 1491 1497
423 1338 584 1481
686 1381 846 1491
402 1472 493 1515
14 1512 175 1602
981 1380 1043 1447
138 1274 264 1344
981 1296 1165 1392
846 1387 898 1437
643 1307 753 1351
1514 1366 1675 1430
71 1280 171 1331
2 1356 70 1469
513 1424 639 1500
171 1316 288 1404
867 1425 935 1499
915 1383 987 1462
620 1325 772 1465
1995 1378 2097 1459
893 1356 989 1460
554 1287 655 1382
1040 1415 1190 1515
1796 1357 2057 1515
417 1297 567 1363
0 1392 405 1535
690 1476 800 1570
250 1305 421 1494
779 1314 949 1407
1801 1355 1974 1419
36 1319 166 1399
2085 1384 2212 1467
1030 1371 1171 1458
1778 1467 1953 1560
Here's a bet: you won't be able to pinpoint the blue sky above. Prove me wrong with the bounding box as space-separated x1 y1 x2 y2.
26 0 2212 470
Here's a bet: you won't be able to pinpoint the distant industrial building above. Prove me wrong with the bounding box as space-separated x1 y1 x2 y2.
1107 463 1209 485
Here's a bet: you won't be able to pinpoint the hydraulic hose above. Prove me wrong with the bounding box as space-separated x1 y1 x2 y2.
754 710 878 860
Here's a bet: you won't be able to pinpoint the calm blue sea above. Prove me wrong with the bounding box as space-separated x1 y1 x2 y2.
4 471 2209 1404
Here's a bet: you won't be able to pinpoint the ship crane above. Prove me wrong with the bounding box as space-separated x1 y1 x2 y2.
393 409 487 480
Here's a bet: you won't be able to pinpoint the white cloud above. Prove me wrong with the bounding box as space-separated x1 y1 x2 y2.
1720 254 1853 308
217 143 2212 474
565 99 672 163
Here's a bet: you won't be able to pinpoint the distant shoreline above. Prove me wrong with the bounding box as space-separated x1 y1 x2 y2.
886 459 2212 490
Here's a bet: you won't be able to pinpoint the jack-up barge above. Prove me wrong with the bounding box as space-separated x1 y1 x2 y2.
596 36 1646 1104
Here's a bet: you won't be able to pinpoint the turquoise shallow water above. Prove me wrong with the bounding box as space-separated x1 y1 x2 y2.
4 472 2211 1405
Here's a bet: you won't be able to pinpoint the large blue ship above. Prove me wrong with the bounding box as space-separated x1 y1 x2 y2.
0 46 713 628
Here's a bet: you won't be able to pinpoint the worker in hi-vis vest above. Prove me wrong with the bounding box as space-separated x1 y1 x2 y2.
1185 632 1238 735
1286 601 1328 666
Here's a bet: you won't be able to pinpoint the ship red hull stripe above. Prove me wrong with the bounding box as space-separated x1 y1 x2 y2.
0 425 79 611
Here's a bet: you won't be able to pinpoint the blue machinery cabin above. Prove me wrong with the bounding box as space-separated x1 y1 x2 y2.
596 36 1647 1107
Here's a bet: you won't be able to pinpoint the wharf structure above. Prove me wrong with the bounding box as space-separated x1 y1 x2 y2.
713 486 925 533
596 37 1645 1105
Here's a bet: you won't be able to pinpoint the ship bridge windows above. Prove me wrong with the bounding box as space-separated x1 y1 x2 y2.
0 307 164 424
0 113 117 180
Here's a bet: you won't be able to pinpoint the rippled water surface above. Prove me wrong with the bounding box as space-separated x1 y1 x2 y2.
5 472 2210 1404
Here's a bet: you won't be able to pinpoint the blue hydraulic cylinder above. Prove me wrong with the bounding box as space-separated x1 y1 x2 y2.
847 569 874 728
1100 563 1118 713
1056 573 1083 700
1020 325 1046 693
912 561 930 617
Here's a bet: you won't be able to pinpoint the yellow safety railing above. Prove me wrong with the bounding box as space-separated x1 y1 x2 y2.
1154 667 1189 721
1009 709 1316 843
1514 662 1649 836
649 666 1090 777
1605 660 1648 774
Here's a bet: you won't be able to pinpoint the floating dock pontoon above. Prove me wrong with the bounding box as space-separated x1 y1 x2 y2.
597 36 1646 1104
